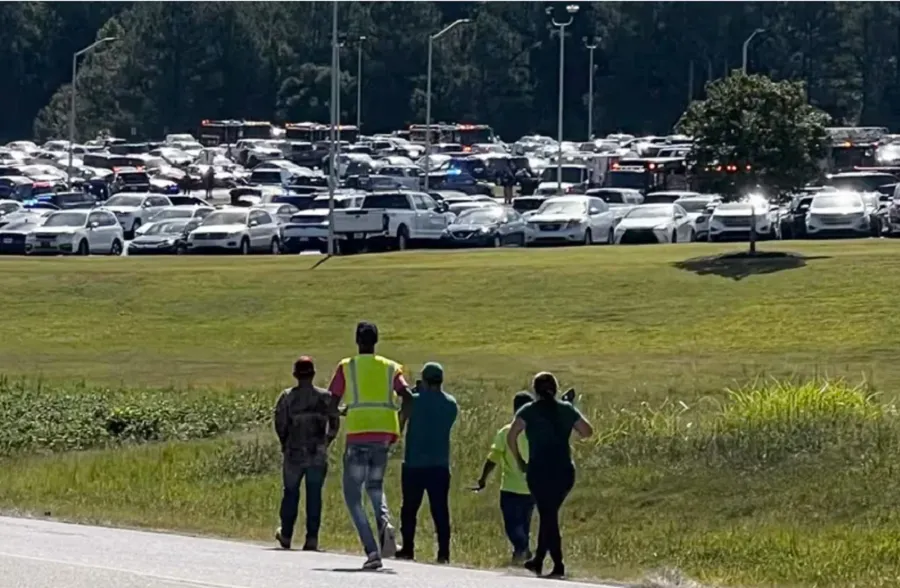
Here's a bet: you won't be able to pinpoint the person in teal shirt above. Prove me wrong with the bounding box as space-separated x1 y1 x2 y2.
396 362 458 563
474 391 535 563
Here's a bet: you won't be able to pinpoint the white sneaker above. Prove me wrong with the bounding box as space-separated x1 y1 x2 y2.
380 524 397 558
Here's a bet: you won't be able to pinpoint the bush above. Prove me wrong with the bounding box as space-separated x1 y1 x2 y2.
581 379 900 470
0 377 270 456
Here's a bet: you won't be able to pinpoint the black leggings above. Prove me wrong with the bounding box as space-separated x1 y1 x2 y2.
527 466 575 567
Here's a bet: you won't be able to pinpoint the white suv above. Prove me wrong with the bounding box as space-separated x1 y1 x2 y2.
26 209 124 255
103 193 172 238
187 207 282 254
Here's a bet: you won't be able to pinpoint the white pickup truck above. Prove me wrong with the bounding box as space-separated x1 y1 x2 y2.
331 191 453 251
281 192 367 253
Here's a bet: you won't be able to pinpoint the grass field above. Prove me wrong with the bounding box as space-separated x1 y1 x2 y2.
3 241 900 587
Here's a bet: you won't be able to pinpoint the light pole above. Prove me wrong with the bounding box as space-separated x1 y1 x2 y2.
583 36 599 142
327 0 338 256
68 36 115 188
548 5 579 194
424 18 471 191
356 35 366 131
742 28 765 75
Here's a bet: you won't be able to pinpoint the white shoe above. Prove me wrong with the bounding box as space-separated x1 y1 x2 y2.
380 524 397 558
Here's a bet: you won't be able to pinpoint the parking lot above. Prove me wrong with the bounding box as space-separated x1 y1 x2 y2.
3 123 900 258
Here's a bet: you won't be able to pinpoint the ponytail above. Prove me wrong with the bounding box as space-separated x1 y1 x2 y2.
532 371 559 402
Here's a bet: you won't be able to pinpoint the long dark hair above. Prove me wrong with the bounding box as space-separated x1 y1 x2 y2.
532 371 558 402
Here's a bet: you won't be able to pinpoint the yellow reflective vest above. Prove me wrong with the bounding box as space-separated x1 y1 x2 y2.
341 354 402 437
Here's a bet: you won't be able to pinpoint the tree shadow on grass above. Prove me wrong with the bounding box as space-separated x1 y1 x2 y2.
671 251 831 281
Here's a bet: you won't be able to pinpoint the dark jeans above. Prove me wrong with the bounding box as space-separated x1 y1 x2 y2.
500 491 535 555
280 461 327 541
527 465 575 568
400 465 451 559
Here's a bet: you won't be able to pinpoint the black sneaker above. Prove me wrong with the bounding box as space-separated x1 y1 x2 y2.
301 537 319 551
547 564 566 579
394 548 415 560
436 555 450 565
274 527 291 550
363 552 383 570
523 557 543 576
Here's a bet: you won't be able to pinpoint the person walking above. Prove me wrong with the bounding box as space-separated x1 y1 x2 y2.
507 372 594 579
395 363 458 564
328 321 412 570
473 391 534 564
273 356 340 551
203 166 215 199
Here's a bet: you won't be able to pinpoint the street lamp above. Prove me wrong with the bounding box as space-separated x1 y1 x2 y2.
356 35 366 131
548 5 579 194
742 28 765 75
583 36 599 142
327 0 338 256
68 36 115 187
424 18 471 191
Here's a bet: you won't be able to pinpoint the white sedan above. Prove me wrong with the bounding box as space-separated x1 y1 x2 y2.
136 205 215 236
187 208 282 255
614 203 695 244
524 195 616 245
26 209 124 255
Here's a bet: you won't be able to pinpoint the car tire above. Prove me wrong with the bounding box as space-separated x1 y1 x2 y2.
709 235 720 243
239 237 250 255
77 240 89 256
175 244 187 255
583 229 592 245
688 229 696 242
671 230 678 244
492 235 502 248
607 228 615 244
110 239 123 256
396 226 409 251
270 238 280 255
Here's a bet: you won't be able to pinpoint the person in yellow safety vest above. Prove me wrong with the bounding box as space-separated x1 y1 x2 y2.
327 321 413 570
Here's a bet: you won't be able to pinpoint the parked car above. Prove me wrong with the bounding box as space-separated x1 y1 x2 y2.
0 210 51 254
186 207 282 254
674 194 722 241
137 205 215 236
25 209 124 255
524 195 616 246
128 219 198 255
613 203 694 244
102 193 172 238
805 191 875 238
708 200 778 242
440 206 531 248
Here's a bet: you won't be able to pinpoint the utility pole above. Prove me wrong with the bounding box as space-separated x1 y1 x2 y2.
742 28 765 74
548 5 580 194
356 36 366 131
68 36 116 188
584 37 599 141
327 0 338 256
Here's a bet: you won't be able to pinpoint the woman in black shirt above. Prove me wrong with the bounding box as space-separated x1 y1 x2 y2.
507 372 593 578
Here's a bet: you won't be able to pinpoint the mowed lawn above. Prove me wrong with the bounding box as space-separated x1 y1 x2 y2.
2 241 900 587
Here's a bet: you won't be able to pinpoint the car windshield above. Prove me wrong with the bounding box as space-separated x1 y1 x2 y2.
538 200 586 215
151 209 193 221
0 202 19 214
144 220 189 235
626 205 672 219
594 191 626 204
716 203 752 212
105 195 145 207
455 207 504 225
201 210 248 225
540 167 584 184
676 199 711 213
826 175 897 192
812 194 862 208
43 211 86 227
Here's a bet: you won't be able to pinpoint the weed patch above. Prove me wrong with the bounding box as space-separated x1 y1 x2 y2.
0 377 270 456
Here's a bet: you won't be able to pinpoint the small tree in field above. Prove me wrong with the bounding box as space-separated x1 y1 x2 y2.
677 72 831 254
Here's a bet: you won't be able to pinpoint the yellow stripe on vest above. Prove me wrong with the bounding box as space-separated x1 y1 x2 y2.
346 357 399 411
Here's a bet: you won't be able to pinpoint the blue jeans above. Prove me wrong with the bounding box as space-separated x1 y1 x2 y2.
279 462 327 541
500 490 535 555
342 442 392 556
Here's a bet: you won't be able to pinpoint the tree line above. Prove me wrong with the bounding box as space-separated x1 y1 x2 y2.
1 2 898 144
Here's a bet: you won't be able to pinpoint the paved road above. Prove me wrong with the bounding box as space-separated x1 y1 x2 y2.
0 517 621 588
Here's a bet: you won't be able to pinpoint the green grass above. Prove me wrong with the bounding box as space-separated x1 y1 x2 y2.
3 240 900 587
